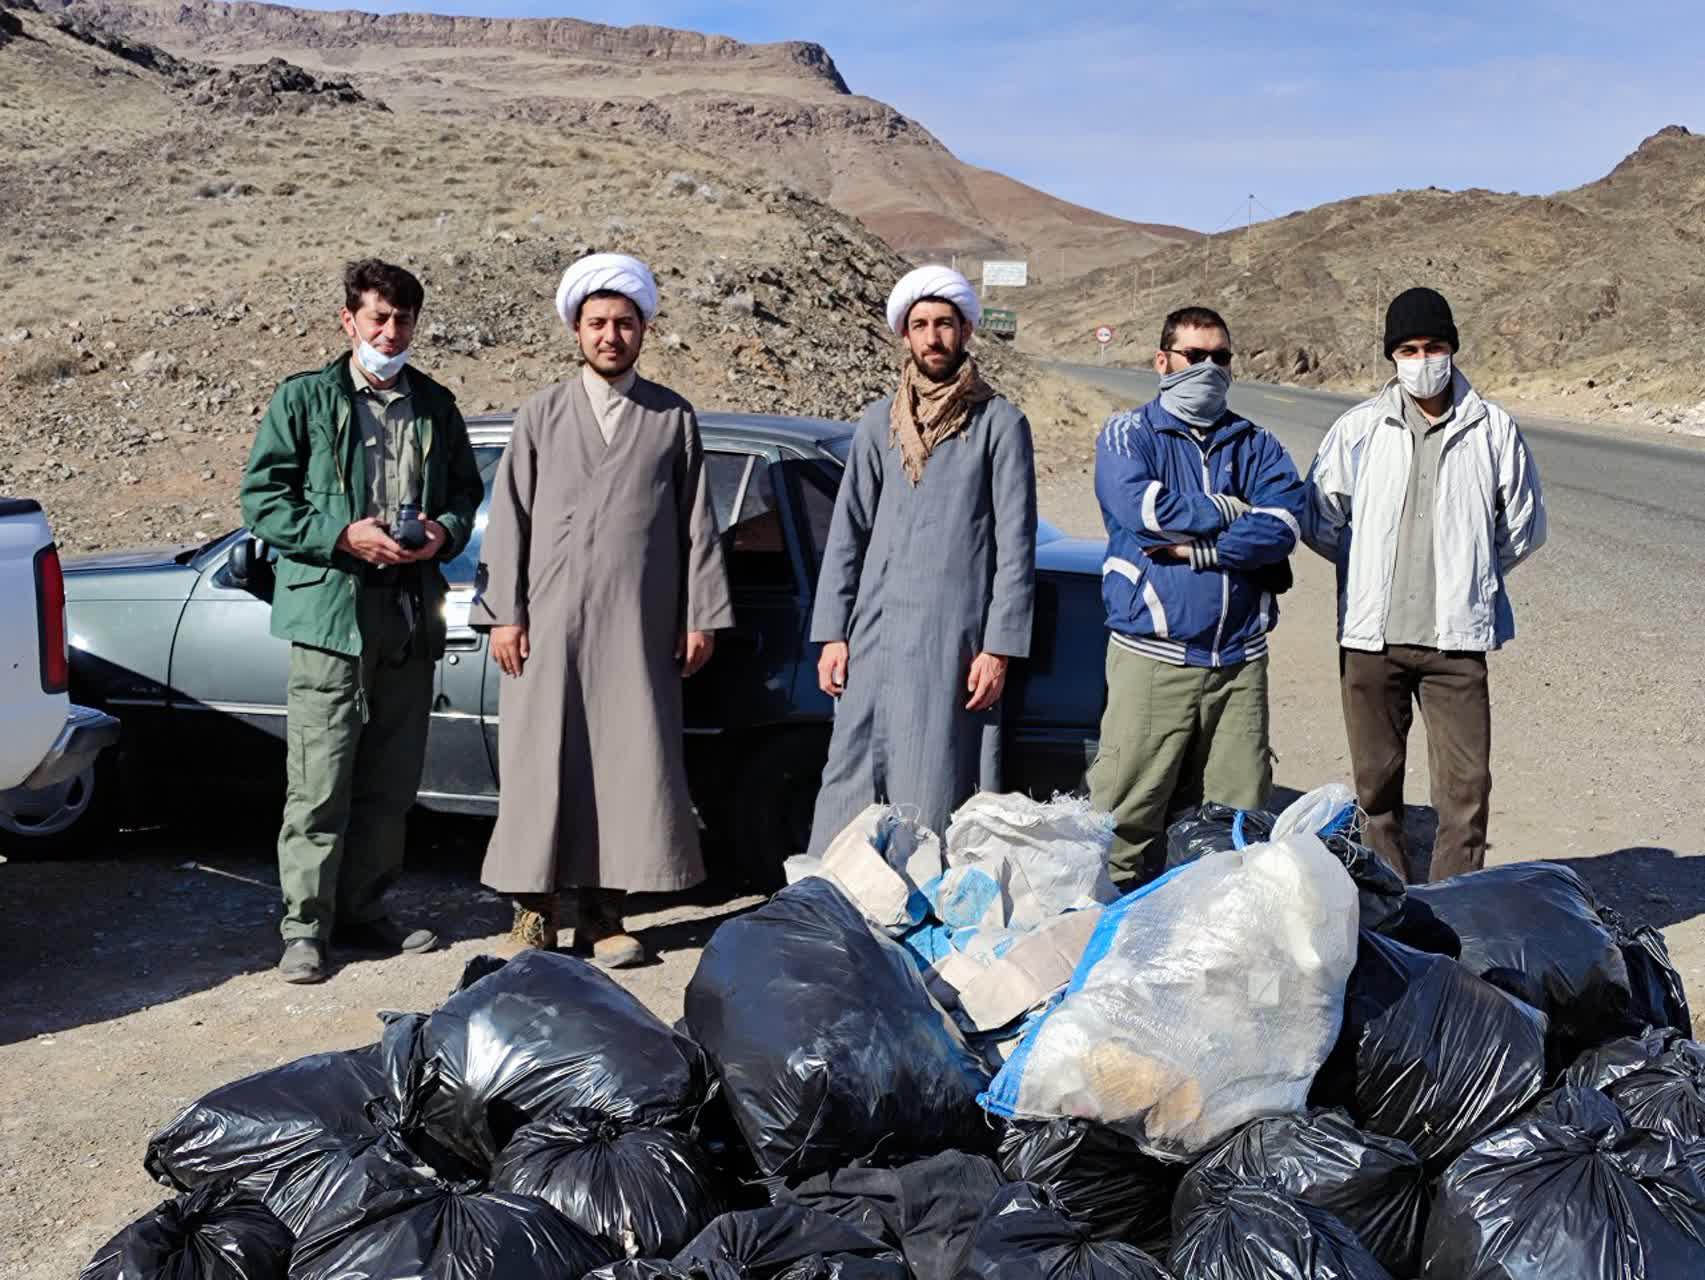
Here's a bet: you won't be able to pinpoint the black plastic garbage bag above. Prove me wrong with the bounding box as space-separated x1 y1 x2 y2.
1602 903 1694 1034
684 877 993 1177
1173 1109 1425 1278
1162 803 1253 870
675 1205 907 1280
1565 1030 1705 1142
382 951 710 1168
145 1046 389 1192
491 1117 723 1259
1167 1169 1393 1280
773 1150 1002 1279
997 1120 1179 1257
1423 1086 1705 1279
80 1182 292 1280
1407 862 1646 1065
255 1128 438 1238
589 1263 741 1280
963 1183 1174 1280
1312 931 1548 1172
289 1181 617 1280
1567 1026 1688 1090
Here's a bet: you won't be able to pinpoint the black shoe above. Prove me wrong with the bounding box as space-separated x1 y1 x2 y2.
336 917 440 955
279 938 328 984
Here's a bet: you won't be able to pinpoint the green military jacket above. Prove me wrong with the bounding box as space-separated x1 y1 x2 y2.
239 355 484 659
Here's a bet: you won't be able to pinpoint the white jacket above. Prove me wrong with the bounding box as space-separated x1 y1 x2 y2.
1303 371 1547 652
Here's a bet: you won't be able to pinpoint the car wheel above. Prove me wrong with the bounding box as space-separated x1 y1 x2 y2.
731 727 831 891
0 751 116 857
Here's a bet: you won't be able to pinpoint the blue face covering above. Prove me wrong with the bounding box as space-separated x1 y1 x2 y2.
1159 361 1231 429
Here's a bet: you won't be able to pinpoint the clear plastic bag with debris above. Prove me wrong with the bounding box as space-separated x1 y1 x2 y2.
787 804 944 933
937 793 1118 935
979 835 1360 1162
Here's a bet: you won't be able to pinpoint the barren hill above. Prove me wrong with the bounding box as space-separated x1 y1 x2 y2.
0 0 1120 552
41 0 1197 275
1017 124 1705 418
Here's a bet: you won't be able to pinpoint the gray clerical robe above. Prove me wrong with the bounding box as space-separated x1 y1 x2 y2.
472 373 733 893
807 392 1037 855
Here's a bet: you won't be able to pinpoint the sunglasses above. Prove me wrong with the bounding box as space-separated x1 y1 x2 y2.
1165 347 1234 367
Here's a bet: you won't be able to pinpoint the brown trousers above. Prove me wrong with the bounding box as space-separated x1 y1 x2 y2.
1339 645 1491 884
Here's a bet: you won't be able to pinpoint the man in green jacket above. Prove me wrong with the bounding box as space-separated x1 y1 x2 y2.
240 259 484 983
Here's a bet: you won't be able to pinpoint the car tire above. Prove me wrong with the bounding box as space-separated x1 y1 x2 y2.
730 726 831 891
0 750 117 858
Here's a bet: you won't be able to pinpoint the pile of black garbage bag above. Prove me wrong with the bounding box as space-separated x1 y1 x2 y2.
90 824 1705 1280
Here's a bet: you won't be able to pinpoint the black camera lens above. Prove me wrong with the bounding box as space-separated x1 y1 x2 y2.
395 502 426 551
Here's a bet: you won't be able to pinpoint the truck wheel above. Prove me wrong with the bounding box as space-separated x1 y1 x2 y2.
0 751 116 857
731 727 830 891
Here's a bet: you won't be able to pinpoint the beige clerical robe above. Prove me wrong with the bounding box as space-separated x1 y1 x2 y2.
471 372 734 893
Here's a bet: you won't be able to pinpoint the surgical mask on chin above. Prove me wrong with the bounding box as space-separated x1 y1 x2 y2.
355 338 410 382
1395 353 1452 399
1158 360 1231 428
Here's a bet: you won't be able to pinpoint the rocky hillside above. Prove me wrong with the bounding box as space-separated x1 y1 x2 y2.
1017 125 1705 421
0 2 1118 553
41 0 1197 274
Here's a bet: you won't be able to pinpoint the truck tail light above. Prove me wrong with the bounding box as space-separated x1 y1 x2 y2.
34 543 68 694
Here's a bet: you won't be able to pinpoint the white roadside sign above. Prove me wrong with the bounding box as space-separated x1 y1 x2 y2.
983 260 1029 287
1095 325 1115 345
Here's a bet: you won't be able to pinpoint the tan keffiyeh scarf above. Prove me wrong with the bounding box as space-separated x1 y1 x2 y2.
888 355 996 485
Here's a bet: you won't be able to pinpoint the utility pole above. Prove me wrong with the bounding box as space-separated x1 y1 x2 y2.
1058 248 1065 284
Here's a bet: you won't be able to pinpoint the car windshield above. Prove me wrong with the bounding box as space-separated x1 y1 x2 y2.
443 445 506 588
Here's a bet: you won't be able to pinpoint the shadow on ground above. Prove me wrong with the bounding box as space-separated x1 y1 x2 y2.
0 808 750 1045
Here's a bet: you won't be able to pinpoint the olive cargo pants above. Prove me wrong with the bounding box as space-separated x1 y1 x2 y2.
1088 640 1273 888
1339 645 1492 884
277 583 433 941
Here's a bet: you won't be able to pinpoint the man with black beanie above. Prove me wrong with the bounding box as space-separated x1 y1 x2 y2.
1302 287 1547 882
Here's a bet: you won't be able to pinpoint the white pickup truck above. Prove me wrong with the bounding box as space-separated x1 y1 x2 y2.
0 498 119 846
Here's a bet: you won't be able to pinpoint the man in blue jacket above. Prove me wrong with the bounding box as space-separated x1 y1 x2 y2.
1088 306 1307 886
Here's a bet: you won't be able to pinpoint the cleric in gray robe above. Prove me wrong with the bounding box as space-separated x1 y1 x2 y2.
471 252 733 966
807 265 1038 854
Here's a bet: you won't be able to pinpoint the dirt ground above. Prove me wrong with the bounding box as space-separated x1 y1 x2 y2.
7 448 1703 1277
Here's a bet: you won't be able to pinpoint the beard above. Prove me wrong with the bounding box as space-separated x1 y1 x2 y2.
911 344 967 384
583 343 639 377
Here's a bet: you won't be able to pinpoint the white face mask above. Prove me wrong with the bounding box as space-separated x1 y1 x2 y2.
1395 352 1452 399
355 338 410 382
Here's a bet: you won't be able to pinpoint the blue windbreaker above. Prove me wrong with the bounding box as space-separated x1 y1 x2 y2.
1094 397 1306 668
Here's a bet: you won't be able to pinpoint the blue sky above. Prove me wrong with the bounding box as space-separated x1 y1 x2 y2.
283 1 1704 230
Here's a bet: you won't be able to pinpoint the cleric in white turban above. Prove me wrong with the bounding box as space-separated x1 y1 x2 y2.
885 263 982 336
471 248 732 966
554 251 660 331
804 261 1037 863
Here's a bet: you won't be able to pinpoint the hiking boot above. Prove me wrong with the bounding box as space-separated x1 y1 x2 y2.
337 917 440 955
279 938 327 984
574 887 647 970
493 893 559 957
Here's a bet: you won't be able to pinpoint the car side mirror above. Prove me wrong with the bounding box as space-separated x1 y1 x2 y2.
227 536 271 592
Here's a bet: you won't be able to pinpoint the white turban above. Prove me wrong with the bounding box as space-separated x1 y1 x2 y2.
554 252 659 330
886 264 980 336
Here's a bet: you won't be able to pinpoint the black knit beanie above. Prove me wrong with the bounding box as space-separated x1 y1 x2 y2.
1383 287 1459 359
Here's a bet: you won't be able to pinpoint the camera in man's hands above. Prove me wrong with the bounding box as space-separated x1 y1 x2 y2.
392 502 427 552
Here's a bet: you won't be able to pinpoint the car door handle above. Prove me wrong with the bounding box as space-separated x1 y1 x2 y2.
444 627 483 652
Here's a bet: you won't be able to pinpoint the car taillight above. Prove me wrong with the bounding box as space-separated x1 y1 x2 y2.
34 543 68 694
